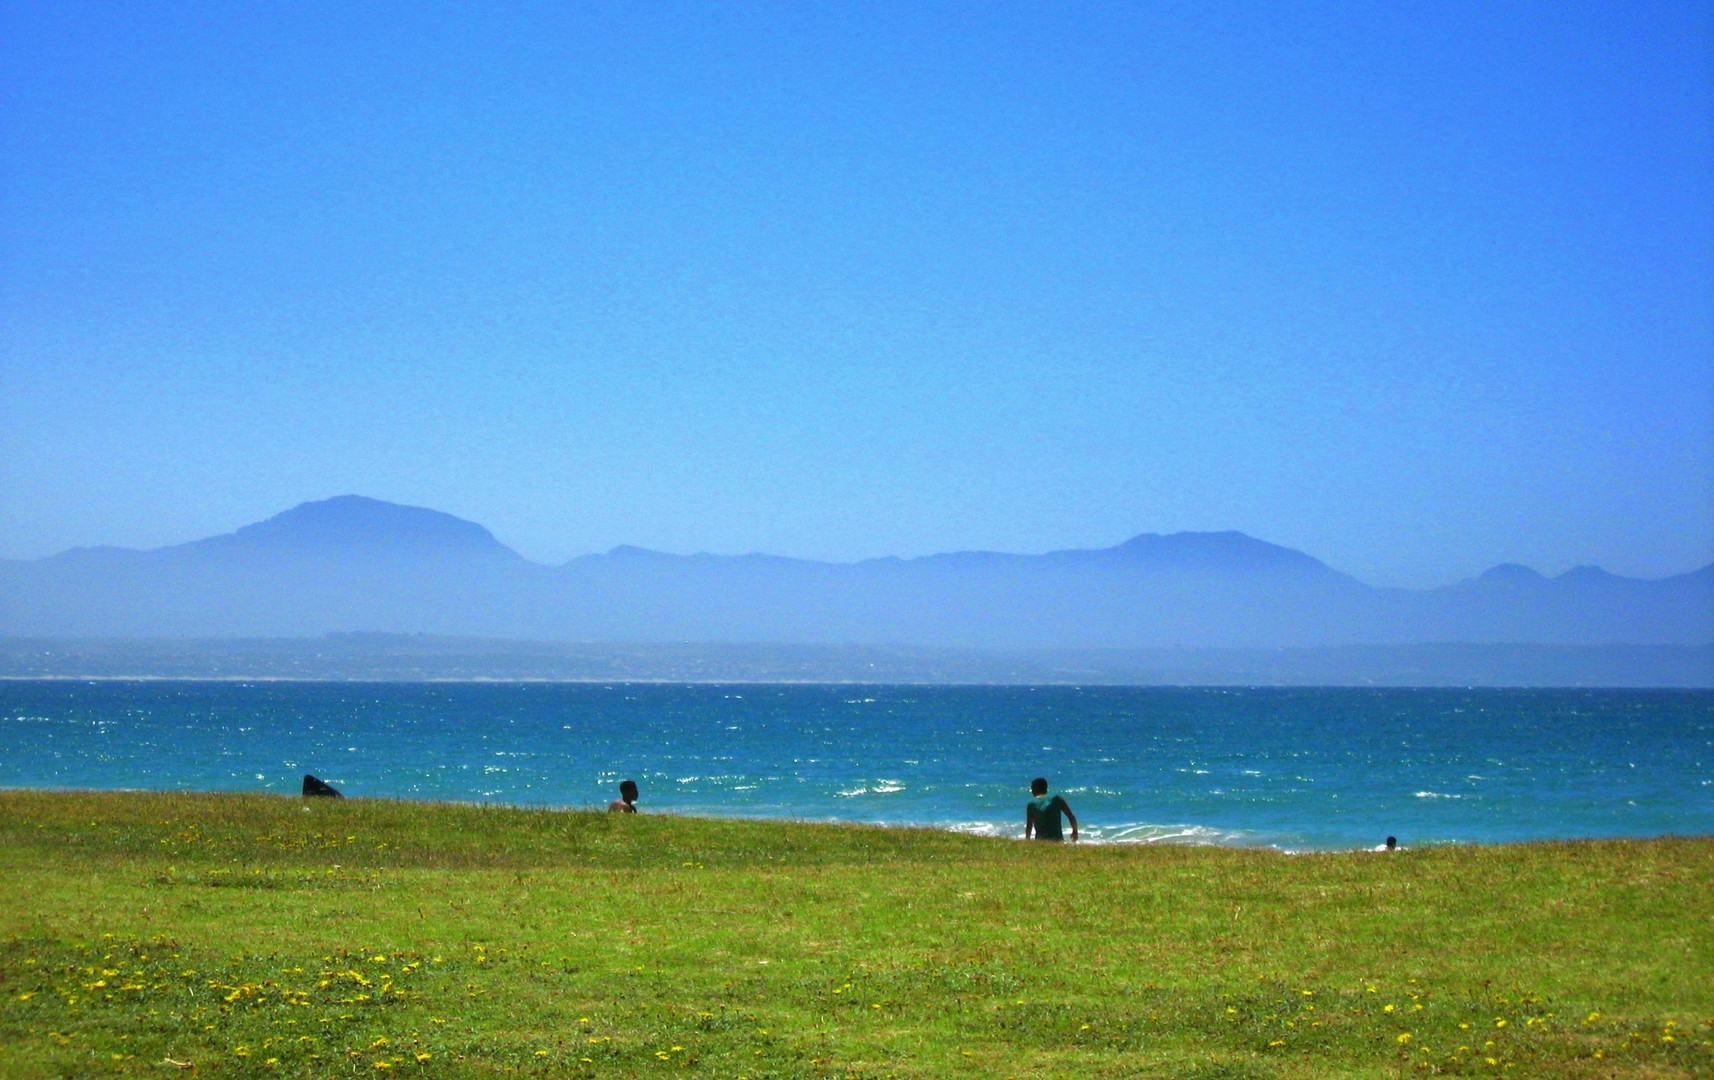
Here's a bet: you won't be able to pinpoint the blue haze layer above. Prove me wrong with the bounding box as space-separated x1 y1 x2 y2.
4 681 1709 850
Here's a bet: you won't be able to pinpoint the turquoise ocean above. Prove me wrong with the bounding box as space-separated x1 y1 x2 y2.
1 680 1709 851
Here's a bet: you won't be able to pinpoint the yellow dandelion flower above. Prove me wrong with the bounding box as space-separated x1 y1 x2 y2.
1397 1033 1412 1044
1384 1004 1395 1013
415 1053 430 1063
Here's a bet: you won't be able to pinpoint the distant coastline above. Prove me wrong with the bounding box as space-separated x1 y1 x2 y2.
3 635 1711 687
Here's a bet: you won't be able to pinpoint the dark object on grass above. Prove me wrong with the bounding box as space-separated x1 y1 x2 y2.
302 774 342 798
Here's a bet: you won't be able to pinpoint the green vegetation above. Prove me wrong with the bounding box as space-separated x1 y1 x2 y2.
1 791 1709 1078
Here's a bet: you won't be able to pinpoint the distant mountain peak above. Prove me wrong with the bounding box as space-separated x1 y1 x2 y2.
604 544 673 559
1478 563 1548 585
1558 565 1620 585
204 496 521 559
1106 531 1340 576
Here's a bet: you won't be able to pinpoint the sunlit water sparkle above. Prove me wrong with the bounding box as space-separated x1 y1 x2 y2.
2 681 1709 850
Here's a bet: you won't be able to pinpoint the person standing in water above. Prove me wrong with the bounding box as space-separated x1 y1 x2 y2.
1025 777 1077 841
608 779 638 813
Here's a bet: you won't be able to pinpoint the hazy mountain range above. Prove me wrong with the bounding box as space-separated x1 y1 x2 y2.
3 495 1709 649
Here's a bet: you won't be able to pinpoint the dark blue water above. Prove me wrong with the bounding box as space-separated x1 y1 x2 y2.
2 681 1709 850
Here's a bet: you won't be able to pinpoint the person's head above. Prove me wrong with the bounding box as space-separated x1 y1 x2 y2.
619 779 638 804
1030 777 1048 796
1385 835 1397 850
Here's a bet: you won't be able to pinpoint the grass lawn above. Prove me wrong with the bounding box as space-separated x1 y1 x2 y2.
0 790 1709 1078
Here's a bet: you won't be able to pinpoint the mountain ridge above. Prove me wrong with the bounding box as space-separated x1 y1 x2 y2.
3 496 1709 647
22 495 1699 585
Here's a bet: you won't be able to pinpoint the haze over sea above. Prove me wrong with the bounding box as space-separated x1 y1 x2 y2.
3 680 1709 851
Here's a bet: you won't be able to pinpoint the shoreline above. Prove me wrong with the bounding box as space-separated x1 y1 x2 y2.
3 783 1706 853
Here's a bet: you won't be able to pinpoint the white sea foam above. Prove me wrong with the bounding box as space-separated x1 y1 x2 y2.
1414 790 1462 799
835 780 907 797
942 819 1265 847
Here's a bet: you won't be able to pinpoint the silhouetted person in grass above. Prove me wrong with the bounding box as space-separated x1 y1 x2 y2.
608 779 638 813
1385 836 1397 851
1025 777 1077 842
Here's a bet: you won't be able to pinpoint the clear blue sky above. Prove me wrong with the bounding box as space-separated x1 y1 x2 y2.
3 1 1710 587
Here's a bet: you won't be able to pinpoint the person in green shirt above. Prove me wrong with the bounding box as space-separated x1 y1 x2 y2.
1025 777 1078 842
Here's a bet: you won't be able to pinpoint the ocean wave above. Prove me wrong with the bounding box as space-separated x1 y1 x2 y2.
942 819 1266 847
834 780 907 798
1414 790 1463 799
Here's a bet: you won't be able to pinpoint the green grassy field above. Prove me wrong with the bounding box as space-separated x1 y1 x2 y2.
0 791 1709 1079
